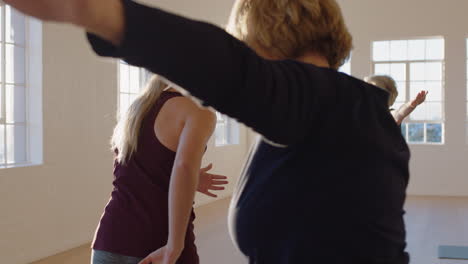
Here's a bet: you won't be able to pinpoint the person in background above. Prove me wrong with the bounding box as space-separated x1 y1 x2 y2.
365 75 428 125
91 75 228 264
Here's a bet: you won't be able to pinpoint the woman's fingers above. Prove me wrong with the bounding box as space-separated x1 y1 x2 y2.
200 163 213 173
207 174 227 179
212 180 229 185
209 186 225 191
204 191 217 198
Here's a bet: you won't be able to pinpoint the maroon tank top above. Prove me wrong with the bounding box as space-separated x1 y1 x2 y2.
92 91 199 263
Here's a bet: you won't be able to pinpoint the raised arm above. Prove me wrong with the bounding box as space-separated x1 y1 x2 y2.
5 0 343 145
392 91 427 125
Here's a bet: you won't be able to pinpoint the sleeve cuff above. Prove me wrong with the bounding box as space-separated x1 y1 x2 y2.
85 0 134 58
86 32 120 57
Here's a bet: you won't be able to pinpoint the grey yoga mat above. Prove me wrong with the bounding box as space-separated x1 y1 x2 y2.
439 245 468 260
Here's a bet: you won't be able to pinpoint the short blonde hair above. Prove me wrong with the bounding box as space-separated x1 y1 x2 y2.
365 75 398 107
227 0 353 69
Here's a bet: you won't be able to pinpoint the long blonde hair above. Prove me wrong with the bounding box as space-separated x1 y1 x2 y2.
227 0 353 69
112 75 166 163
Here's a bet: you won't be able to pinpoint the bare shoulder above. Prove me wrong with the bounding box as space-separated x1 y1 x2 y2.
163 95 193 108
161 96 194 117
164 96 216 123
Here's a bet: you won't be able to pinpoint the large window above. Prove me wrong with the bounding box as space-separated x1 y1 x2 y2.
0 5 42 168
372 38 445 144
118 61 151 115
118 62 239 146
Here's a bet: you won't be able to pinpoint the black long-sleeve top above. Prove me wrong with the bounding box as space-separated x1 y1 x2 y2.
87 0 410 263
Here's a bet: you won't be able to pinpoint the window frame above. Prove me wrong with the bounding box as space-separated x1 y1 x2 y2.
371 37 446 145
466 38 468 143
117 60 151 116
0 5 42 168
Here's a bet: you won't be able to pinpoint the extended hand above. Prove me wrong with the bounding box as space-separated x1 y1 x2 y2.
197 164 228 198
411 90 428 107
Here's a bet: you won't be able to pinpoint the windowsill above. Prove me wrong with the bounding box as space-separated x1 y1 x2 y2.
0 162 43 170
407 142 445 146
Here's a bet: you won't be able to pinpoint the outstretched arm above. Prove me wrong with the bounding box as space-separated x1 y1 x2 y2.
5 0 345 145
392 91 428 125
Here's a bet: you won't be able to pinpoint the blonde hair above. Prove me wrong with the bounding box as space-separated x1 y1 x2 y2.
227 0 353 69
365 75 398 107
112 75 166 163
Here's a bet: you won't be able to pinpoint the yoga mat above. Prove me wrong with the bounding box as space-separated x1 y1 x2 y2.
439 245 468 260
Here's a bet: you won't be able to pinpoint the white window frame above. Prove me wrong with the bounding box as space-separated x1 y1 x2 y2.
0 5 42 168
117 61 151 115
215 112 239 147
372 37 445 145
466 38 468 143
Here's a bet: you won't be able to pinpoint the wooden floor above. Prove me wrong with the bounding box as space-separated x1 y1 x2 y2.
31 197 245 264
31 196 468 264
31 243 92 264
404 196 468 264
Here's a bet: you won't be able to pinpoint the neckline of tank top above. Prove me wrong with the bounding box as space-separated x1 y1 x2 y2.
163 90 180 94
162 86 181 95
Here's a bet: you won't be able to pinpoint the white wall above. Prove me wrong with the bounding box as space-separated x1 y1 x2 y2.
337 0 468 196
0 24 118 264
0 1 244 263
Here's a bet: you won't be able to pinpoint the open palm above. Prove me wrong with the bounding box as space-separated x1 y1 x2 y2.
198 164 228 198
411 90 428 107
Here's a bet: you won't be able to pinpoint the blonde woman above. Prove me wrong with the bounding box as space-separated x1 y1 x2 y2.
8 0 410 263
365 75 428 125
89 75 227 264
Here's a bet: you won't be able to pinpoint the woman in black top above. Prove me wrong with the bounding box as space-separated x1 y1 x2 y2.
6 0 411 263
